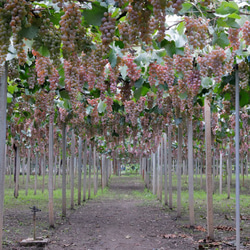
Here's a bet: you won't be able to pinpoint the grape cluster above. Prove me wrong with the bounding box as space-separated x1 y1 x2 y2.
228 28 240 51
100 12 116 49
124 100 137 126
173 50 193 79
5 0 32 65
127 1 153 44
33 50 59 90
87 98 100 125
115 0 129 8
166 0 185 14
0 8 11 66
8 58 19 80
148 62 174 87
105 97 114 119
151 0 166 41
187 69 201 96
120 80 131 102
123 55 141 81
197 48 228 83
238 61 250 90
60 2 82 59
105 63 117 94
242 21 250 45
33 15 61 66
184 17 209 49
27 66 36 89
85 45 107 95
146 92 155 109
118 22 130 45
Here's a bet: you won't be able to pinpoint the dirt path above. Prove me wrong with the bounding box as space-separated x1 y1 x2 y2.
45 175 199 250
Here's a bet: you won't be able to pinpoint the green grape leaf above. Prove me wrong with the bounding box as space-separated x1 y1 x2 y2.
160 40 176 58
7 93 13 103
212 32 230 48
201 77 212 88
98 100 106 113
134 78 144 88
8 84 17 94
134 87 142 100
38 45 50 57
82 2 107 26
60 89 70 100
177 21 185 35
240 89 250 107
109 48 117 68
20 24 39 39
216 1 239 15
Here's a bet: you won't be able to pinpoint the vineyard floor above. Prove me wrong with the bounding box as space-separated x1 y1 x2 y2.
3 174 250 249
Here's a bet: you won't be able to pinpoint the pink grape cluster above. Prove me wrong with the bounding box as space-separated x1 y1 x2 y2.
60 2 82 59
197 48 227 83
6 0 32 65
100 12 116 48
33 15 61 66
184 17 209 49
118 22 130 45
33 50 59 90
105 97 114 119
87 98 100 125
187 69 201 96
242 21 250 45
127 1 153 44
148 62 174 87
228 28 240 51
166 0 185 14
238 61 250 90
151 0 166 41
173 51 193 79
123 55 141 81
124 100 137 126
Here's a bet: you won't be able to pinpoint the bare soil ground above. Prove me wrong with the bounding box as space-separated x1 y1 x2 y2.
3 175 250 249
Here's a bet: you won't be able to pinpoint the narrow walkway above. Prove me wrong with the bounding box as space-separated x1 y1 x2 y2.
46 175 197 250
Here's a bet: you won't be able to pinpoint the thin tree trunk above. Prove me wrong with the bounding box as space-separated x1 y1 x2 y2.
93 145 97 195
62 123 67 217
102 154 105 190
227 148 231 199
34 153 38 195
70 129 75 210
54 155 57 190
22 158 25 185
168 125 173 209
0 63 7 250
25 149 31 195
14 145 20 198
42 154 45 194
9 156 12 188
205 97 214 240
188 118 195 226
48 119 54 227
83 139 87 202
163 133 168 205
219 151 223 195
88 144 92 199
177 124 182 217
200 159 203 189
157 144 162 202
58 155 61 188
241 159 244 187
152 152 156 195
78 137 82 205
